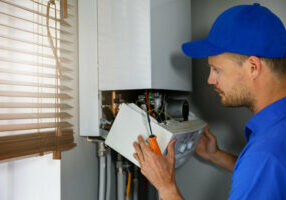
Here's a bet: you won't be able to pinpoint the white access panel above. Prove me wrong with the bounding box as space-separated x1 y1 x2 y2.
105 103 173 167
105 104 206 167
78 0 100 136
98 0 192 91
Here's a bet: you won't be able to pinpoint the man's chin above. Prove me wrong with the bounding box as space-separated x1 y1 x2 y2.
220 98 245 108
218 93 235 107
220 98 228 106
220 96 234 107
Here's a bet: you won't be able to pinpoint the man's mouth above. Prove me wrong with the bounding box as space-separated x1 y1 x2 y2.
214 87 224 96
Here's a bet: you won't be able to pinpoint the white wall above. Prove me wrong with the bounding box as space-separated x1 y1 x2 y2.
0 154 60 200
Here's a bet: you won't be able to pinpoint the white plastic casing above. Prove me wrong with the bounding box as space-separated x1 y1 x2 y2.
173 128 204 168
98 0 192 91
78 0 192 136
78 0 99 136
105 104 206 168
160 120 206 168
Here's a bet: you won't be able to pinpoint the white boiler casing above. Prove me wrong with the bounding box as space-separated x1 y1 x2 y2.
79 0 192 136
98 0 192 91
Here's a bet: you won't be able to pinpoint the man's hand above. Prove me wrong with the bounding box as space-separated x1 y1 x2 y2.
195 125 219 162
195 125 238 172
133 136 183 200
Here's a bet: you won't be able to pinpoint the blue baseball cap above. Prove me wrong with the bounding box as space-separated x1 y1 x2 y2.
182 3 286 58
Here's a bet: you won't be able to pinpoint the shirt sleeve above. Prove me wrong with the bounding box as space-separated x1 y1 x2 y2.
228 152 286 200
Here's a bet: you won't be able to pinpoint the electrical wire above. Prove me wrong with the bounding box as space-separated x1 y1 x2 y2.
148 109 174 121
144 90 174 121
145 89 152 114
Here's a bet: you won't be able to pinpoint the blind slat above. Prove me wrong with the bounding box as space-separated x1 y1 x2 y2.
0 79 72 90
0 45 71 63
0 0 71 27
0 34 73 54
0 102 72 109
0 143 76 161
0 68 73 80
0 129 73 143
0 122 73 132
0 112 72 120
0 129 76 161
34 0 75 9
0 11 72 35
0 57 73 72
0 24 72 45
31 0 74 17
0 91 72 99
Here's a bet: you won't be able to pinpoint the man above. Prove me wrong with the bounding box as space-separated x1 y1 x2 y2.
133 3 286 200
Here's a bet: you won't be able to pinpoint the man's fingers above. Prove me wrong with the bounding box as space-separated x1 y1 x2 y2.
167 138 176 157
203 125 210 135
204 125 216 140
138 135 151 152
165 138 176 163
133 153 142 165
197 134 207 146
133 142 144 162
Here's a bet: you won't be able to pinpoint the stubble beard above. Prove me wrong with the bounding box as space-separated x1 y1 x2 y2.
214 86 255 111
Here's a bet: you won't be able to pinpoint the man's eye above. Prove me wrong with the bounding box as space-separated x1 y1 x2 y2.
213 68 220 73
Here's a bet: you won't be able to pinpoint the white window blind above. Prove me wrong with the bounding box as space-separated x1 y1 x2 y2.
0 0 76 161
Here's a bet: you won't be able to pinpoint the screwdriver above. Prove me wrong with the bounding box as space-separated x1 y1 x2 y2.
145 104 162 156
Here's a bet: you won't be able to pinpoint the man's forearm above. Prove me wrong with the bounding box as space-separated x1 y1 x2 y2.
159 184 184 200
211 150 238 172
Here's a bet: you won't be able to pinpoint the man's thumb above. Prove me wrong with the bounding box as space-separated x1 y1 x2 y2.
166 138 177 159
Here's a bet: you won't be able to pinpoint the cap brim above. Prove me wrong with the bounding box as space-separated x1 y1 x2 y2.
182 39 226 58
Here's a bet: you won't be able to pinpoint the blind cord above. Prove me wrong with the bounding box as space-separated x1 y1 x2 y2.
47 0 62 158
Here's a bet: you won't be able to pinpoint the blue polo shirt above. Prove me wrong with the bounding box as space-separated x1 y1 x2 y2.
228 97 286 200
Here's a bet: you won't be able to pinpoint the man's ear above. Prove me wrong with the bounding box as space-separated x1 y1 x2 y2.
247 56 262 80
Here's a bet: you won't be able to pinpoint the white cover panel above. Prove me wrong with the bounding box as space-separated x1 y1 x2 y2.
79 0 99 136
105 103 173 167
98 0 152 90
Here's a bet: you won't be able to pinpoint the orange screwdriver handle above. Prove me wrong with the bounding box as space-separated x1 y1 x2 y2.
148 135 162 156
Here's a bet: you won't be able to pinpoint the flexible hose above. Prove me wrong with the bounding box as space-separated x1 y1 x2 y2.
117 169 124 200
106 152 112 200
133 179 139 200
133 167 139 200
99 156 106 200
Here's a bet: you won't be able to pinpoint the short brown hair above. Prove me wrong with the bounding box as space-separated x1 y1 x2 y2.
229 53 286 77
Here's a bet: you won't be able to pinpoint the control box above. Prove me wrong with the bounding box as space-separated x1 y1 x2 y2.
161 120 205 168
105 103 206 168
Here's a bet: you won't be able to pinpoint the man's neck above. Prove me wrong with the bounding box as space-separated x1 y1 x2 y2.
252 82 286 114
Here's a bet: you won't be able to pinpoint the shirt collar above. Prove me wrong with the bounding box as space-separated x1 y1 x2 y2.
245 96 286 142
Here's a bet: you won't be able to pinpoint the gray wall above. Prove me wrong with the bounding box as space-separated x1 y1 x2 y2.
61 137 98 200
60 1 286 200
61 0 99 199
175 1 286 200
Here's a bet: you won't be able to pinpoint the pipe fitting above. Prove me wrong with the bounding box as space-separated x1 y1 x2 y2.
97 141 108 157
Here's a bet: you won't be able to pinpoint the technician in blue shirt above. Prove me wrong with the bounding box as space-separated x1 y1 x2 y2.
133 3 286 200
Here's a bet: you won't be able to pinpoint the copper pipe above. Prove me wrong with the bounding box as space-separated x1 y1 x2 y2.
111 91 117 117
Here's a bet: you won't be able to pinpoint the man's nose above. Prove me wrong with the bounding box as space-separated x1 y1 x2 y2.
207 73 216 85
